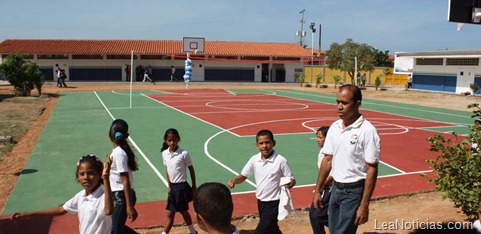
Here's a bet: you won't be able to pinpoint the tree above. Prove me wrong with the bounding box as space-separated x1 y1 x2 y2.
326 39 376 84
425 103 481 221
0 54 44 96
373 49 394 67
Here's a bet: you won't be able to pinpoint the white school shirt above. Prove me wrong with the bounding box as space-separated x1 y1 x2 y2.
162 147 193 183
240 151 295 201
109 146 134 192
63 186 111 234
321 115 380 183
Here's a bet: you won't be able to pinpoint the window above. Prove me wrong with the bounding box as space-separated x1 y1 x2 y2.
141 55 170 60
415 58 443 66
72 54 103 59
446 58 479 66
37 54 69 59
107 55 137 59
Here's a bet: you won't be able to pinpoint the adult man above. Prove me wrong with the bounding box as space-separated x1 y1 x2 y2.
313 84 380 234
193 182 239 234
407 73 413 89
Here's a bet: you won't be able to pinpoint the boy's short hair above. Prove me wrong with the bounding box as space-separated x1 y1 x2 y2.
193 182 233 228
256 129 274 142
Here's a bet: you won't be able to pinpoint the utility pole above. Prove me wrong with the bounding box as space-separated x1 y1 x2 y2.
297 9 306 48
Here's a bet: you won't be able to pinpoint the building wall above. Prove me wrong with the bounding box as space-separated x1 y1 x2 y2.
305 66 407 85
7 55 303 82
412 58 481 94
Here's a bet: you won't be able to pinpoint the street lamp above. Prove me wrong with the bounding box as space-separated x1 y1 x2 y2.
309 22 316 84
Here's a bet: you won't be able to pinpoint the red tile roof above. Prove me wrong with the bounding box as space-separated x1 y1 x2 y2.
0 39 310 57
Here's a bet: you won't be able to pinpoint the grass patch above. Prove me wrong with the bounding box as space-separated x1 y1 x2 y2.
0 96 47 160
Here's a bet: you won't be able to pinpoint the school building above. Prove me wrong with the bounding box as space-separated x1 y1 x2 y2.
395 50 481 94
0 39 311 83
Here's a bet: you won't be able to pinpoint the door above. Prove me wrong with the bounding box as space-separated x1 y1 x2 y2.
455 68 475 94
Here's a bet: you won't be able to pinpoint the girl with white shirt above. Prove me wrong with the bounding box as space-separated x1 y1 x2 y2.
11 154 113 234
161 128 197 234
108 119 139 234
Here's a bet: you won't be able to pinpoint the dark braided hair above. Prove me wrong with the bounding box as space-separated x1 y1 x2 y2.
109 119 138 171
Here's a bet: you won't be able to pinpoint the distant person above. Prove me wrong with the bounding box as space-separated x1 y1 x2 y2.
124 65 131 82
193 182 239 234
228 129 296 234
361 73 366 87
161 128 197 234
309 126 331 234
313 84 380 234
407 74 413 89
11 154 114 234
170 66 176 82
142 69 154 84
135 65 141 82
146 65 154 84
108 119 139 234
55 64 67 88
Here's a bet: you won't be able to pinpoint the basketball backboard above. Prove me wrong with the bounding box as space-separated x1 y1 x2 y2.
183 37 205 53
448 0 481 24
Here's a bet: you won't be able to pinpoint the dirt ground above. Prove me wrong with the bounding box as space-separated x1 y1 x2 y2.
0 82 478 233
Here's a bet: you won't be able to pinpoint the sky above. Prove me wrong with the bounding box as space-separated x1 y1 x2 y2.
1 0 480 54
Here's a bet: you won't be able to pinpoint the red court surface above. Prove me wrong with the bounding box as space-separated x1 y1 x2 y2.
0 89 456 233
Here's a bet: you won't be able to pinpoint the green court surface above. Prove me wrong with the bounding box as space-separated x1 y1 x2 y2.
1 89 473 215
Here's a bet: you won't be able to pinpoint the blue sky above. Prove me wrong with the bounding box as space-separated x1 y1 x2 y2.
1 0 479 54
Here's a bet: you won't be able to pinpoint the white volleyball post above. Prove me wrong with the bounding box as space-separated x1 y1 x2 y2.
129 50 134 108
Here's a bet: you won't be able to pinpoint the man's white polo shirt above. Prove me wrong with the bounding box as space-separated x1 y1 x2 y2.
321 115 380 183
241 151 295 201
63 185 111 234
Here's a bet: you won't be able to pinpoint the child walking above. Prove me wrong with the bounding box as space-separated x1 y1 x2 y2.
309 126 331 234
108 119 139 234
161 128 197 234
228 129 296 234
11 154 113 234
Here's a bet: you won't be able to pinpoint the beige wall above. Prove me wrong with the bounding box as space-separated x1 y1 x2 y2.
304 66 408 85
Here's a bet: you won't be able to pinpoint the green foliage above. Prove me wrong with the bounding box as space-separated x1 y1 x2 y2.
373 49 394 67
470 83 479 94
0 54 44 96
315 72 323 87
374 75 382 90
326 39 376 83
333 75 341 89
425 104 481 222
298 73 305 87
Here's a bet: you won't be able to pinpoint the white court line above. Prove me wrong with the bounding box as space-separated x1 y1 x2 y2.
141 93 240 137
108 106 169 110
279 90 470 119
93 91 169 186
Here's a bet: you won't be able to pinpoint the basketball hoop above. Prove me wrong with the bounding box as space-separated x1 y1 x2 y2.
457 23 465 31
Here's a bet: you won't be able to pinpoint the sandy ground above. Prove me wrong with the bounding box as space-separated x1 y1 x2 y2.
0 82 478 234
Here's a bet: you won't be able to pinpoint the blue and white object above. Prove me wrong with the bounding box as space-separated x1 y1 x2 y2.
183 56 192 83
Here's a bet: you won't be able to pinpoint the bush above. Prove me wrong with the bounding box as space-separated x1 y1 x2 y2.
298 73 305 87
333 75 341 89
424 103 481 222
374 75 382 91
315 72 323 87
0 54 44 96
470 83 479 94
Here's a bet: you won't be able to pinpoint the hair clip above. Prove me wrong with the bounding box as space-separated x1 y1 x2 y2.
114 132 123 139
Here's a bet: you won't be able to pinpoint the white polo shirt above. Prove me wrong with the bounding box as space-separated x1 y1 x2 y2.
321 115 380 183
241 151 295 201
109 146 134 192
63 186 112 234
162 147 193 183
